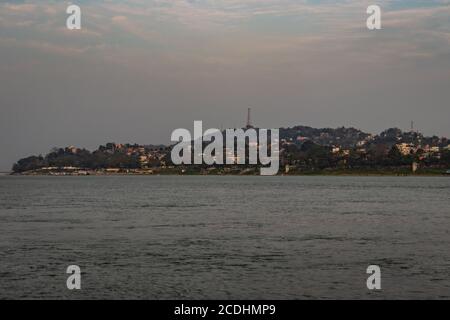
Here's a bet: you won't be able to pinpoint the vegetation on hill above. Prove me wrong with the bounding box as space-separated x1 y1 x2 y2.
11 126 450 174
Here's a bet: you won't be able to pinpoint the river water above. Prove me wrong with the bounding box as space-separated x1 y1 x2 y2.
0 175 449 299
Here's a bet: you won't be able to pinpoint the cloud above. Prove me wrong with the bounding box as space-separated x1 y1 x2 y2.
0 0 449 89
0 0 448 75
2 2 36 13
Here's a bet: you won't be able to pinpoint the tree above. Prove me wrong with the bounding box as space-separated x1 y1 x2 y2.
387 146 404 166
12 156 45 173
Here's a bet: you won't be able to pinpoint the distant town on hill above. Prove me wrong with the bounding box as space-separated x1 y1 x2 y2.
11 125 450 175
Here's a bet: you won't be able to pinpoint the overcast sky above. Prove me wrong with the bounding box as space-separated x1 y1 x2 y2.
1 0 450 170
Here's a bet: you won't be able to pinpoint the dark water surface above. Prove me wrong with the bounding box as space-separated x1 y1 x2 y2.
0 175 449 299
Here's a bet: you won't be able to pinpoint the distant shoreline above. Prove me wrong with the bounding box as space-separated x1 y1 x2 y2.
7 168 450 177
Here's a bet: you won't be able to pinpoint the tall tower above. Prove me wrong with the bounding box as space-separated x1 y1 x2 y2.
246 107 253 129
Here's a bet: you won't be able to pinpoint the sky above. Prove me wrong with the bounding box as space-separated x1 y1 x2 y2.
0 0 450 170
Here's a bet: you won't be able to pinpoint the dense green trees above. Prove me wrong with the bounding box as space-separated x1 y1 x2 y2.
12 147 141 173
12 156 45 173
11 139 450 173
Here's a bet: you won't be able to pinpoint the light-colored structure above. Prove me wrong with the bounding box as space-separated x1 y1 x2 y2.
396 143 415 156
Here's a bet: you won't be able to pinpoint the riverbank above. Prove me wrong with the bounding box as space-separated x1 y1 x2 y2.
8 167 450 177
286 168 450 176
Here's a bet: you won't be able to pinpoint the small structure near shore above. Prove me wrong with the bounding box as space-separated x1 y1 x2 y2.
412 162 419 173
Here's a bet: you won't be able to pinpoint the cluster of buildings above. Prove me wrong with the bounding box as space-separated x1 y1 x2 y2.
100 143 169 168
395 143 448 158
281 125 449 160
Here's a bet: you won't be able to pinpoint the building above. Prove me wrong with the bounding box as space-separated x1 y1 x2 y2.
67 146 78 154
396 143 415 156
356 140 367 147
430 146 440 153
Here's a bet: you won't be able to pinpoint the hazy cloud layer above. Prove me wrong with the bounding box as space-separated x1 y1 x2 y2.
1 0 450 170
